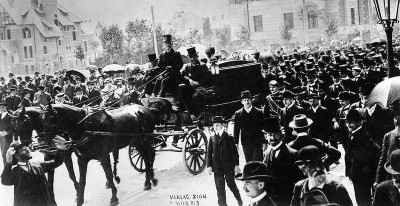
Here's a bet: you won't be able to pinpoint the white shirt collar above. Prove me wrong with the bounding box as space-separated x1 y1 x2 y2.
312 105 319 113
297 132 308 137
308 181 325 190
17 162 28 166
287 101 295 109
216 130 224 137
244 106 253 113
351 126 362 135
271 141 283 151
250 191 267 203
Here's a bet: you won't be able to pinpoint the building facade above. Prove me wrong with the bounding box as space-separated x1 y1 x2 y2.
228 0 386 50
0 0 95 77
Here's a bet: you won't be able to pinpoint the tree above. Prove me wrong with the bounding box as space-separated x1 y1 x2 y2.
236 25 251 48
325 17 339 40
99 24 124 63
214 25 232 51
280 23 293 47
125 19 154 63
88 40 100 58
75 44 85 67
185 28 203 45
202 17 213 45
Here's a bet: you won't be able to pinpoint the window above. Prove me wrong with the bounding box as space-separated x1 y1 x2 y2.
308 11 318 29
31 65 35 73
284 13 294 29
351 8 356 25
24 46 28 58
11 56 14 63
54 14 58 26
83 41 88 52
7 29 11 39
25 65 29 73
43 46 48 54
0 32 4 40
72 31 76 41
22 28 31 38
254 15 263 32
29 46 33 58
59 56 63 62
58 39 61 46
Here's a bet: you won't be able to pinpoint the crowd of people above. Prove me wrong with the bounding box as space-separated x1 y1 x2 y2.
1 33 400 206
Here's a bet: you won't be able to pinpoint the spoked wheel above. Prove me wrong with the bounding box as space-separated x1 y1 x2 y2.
182 128 208 175
128 145 146 172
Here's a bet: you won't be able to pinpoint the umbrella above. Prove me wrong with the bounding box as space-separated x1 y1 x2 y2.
103 64 125 73
330 39 340 46
86 65 98 70
370 38 387 44
366 76 400 108
219 49 230 59
66 70 86 82
298 47 310 53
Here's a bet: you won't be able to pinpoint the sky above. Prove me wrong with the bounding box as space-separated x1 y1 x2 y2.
58 0 228 27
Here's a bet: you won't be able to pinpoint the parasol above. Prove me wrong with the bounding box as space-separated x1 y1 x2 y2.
366 76 400 108
103 64 125 73
66 70 86 82
370 38 387 44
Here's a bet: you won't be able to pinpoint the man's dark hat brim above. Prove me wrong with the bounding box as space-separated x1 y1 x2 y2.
235 174 275 181
385 162 400 175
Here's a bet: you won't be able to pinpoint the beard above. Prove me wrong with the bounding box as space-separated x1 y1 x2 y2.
308 170 327 188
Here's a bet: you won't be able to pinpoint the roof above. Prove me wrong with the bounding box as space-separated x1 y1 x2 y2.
80 21 103 35
0 0 82 37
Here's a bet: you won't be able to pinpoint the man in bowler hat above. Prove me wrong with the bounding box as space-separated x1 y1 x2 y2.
236 161 277 206
288 114 341 169
262 117 303 206
154 34 184 97
344 109 380 206
373 149 400 206
234 90 264 162
291 146 353 206
207 116 243 206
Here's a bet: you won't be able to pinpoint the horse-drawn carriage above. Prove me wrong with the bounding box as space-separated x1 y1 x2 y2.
128 60 262 175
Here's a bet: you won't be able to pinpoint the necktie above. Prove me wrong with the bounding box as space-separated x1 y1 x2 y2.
249 201 257 206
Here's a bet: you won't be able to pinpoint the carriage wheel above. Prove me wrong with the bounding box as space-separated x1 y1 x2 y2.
182 128 208 175
128 145 146 172
152 135 166 149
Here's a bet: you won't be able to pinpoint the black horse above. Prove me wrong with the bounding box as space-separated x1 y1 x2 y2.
11 104 157 206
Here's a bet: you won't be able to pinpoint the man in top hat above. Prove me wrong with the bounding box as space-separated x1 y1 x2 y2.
280 90 304 143
87 81 102 106
207 116 243 206
179 47 212 116
332 91 352 150
234 90 264 162
18 88 33 108
72 87 89 107
33 85 52 107
142 53 160 97
257 63 278 104
205 46 216 67
8 73 16 86
350 66 364 93
291 146 353 206
328 71 344 99
288 114 341 169
262 117 303 206
5 86 21 111
305 93 332 143
373 149 400 205
1 136 68 206
344 109 380 206
154 34 184 97
236 161 277 206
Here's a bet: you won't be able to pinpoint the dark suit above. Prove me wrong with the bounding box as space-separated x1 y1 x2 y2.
234 107 264 162
88 88 102 106
263 143 303 206
375 130 400 185
207 131 241 206
72 95 89 107
373 180 400 206
63 84 75 100
291 179 353 206
334 104 351 150
5 95 21 111
288 134 341 169
345 126 380 206
155 48 184 97
280 104 304 143
18 98 32 108
250 193 277 206
305 106 332 143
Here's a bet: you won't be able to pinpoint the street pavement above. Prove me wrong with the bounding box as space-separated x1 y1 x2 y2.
0 132 358 206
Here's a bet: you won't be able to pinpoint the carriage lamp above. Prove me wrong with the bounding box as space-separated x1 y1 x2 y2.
373 0 400 77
